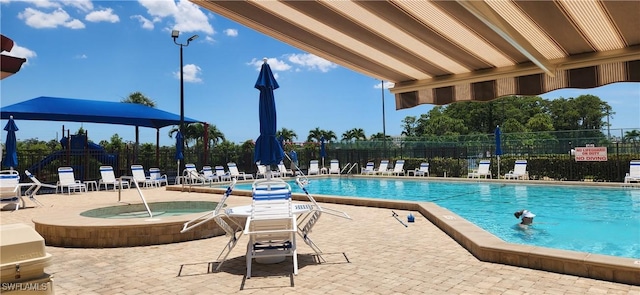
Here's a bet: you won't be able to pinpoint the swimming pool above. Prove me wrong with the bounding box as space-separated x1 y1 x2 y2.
237 178 640 259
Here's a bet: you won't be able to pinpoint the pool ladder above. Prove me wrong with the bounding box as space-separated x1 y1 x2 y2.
341 162 359 176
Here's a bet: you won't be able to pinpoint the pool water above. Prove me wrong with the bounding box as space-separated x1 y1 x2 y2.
236 178 640 258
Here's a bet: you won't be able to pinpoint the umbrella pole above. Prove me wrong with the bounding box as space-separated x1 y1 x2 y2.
497 156 500 179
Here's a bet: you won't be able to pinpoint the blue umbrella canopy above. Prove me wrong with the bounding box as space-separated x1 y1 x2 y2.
320 136 326 158
253 59 284 166
174 131 184 161
495 126 502 156
3 116 19 168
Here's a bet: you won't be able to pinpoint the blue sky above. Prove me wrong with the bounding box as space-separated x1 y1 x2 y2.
1 0 638 147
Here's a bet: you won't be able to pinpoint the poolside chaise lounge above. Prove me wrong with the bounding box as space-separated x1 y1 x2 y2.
384 160 405 176
361 162 375 175
245 178 298 279
183 163 207 185
57 167 87 194
201 166 219 184
215 165 232 182
624 160 640 183
99 165 130 191
408 162 429 177
328 159 340 175
308 160 320 175
131 165 156 188
0 170 27 210
149 168 169 187
278 162 294 177
468 160 491 179
504 160 528 180
227 162 254 180
374 160 390 175
181 179 242 271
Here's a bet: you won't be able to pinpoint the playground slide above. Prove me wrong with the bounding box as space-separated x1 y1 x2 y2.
28 141 117 174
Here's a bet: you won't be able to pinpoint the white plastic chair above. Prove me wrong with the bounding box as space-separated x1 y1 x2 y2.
227 162 254 180
374 160 390 175
384 160 405 176
624 160 640 183
131 165 154 188
504 160 528 180
328 159 340 174
245 178 297 279
57 167 87 194
308 160 320 175
99 166 130 191
468 160 491 179
149 168 168 187
183 163 206 184
361 162 375 175
201 166 219 184
215 165 231 182
409 163 429 177
278 162 294 177
0 170 23 210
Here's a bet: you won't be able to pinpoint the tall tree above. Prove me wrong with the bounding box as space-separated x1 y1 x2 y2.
307 127 323 142
121 91 156 107
276 128 297 142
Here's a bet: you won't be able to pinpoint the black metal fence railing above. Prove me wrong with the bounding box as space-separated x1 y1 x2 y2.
4 128 639 185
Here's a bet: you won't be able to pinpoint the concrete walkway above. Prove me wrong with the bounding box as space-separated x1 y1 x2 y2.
1 187 638 294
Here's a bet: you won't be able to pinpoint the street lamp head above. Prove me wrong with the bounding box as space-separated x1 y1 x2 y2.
171 30 180 38
187 34 199 42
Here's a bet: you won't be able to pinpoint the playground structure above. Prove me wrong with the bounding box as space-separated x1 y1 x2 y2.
28 127 120 182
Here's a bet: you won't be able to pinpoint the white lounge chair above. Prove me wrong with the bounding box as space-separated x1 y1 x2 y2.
328 159 340 175
181 179 242 271
245 178 298 279
227 162 254 180
23 170 56 207
624 160 640 183
468 160 491 179
131 165 155 188
215 165 231 182
294 178 351 261
99 166 130 191
384 160 405 176
0 170 23 210
408 162 429 177
308 160 320 175
504 160 528 180
183 163 206 184
361 162 375 175
149 168 169 187
278 162 294 177
201 166 219 184
374 160 390 175
57 167 87 194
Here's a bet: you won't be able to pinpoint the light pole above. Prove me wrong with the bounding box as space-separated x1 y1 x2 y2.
171 30 198 173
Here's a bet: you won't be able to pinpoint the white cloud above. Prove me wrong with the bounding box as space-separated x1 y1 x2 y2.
374 81 395 89
18 0 62 9
174 64 202 83
287 53 337 72
249 57 292 72
75 54 88 59
61 0 93 12
138 0 213 35
224 28 237 37
18 7 85 29
85 8 119 23
131 15 154 30
5 43 37 66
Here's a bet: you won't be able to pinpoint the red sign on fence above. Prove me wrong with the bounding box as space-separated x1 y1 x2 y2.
574 147 608 162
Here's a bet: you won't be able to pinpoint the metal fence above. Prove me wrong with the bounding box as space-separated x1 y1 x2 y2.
5 128 640 185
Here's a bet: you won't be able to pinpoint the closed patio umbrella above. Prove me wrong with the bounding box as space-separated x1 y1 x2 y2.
3 115 18 169
320 136 326 168
175 131 184 180
253 59 283 178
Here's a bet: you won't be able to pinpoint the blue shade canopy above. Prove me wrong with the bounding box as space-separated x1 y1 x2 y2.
174 131 184 161
2 116 18 168
495 126 502 156
253 60 284 166
0 96 200 129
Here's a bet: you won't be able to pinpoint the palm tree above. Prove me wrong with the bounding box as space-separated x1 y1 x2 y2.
121 91 156 107
624 130 640 143
307 127 323 142
168 123 225 148
277 128 297 143
342 128 366 142
321 130 337 142
121 91 156 162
